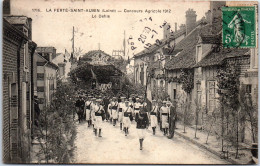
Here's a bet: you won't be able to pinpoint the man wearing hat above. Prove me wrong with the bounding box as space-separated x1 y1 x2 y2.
122 100 133 136
136 105 149 150
128 98 134 121
167 100 177 139
118 96 126 130
85 96 92 127
111 97 118 126
94 99 105 137
160 100 170 136
91 98 97 132
133 98 142 121
150 100 159 135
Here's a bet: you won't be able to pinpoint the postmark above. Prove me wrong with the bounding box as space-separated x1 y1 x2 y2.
222 6 256 48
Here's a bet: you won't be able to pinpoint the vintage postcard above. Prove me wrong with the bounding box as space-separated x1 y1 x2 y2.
2 0 258 164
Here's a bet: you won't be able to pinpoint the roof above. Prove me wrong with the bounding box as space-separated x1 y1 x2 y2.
134 28 186 58
4 15 30 28
3 18 29 41
148 60 161 70
36 47 56 53
165 24 212 70
193 49 250 68
35 52 59 69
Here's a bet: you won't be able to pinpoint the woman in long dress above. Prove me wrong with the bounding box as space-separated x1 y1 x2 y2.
150 100 158 135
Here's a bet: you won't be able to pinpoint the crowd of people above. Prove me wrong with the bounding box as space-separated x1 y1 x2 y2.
75 94 177 150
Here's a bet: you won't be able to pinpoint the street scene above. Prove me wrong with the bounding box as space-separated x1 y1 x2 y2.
2 0 258 164
75 120 228 164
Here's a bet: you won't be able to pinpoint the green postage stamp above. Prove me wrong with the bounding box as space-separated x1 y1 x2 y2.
222 6 256 48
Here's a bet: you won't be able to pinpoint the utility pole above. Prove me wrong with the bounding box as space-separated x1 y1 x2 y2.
123 30 126 57
72 26 75 57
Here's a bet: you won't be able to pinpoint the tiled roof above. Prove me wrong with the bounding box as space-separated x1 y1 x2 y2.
134 28 186 58
36 47 56 53
165 24 212 70
193 49 250 68
148 60 161 70
4 15 29 26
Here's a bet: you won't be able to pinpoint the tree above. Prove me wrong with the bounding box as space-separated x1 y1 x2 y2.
240 85 258 143
179 69 194 133
217 64 240 158
34 80 77 163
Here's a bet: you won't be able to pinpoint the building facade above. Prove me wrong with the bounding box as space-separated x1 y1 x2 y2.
3 16 37 163
34 51 59 110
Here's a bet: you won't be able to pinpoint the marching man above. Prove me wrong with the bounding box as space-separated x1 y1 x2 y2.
133 98 142 121
118 96 126 130
91 98 97 132
107 98 113 124
85 96 92 127
160 101 170 136
94 99 105 137
150 100 159 135
111 97 118 126
136 105 149 150
122 100 133 136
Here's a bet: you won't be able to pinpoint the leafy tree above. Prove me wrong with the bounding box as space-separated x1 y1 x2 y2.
217 64 240 158
34 80 77 163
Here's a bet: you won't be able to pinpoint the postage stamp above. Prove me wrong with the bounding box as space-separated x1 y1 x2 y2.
222 6 256 48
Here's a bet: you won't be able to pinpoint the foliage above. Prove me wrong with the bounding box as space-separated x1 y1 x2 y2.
239 85 258 143
216 64 240 157
175 92 193 133
34 80 77 163
68 62 123 85
179 69 194 94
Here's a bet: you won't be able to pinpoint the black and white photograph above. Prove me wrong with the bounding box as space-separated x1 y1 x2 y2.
2 0 258 164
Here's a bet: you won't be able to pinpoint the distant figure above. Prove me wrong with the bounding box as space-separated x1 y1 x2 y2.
122 100 133 136
167 101 177 139
160 101 170 136
34 96 40 127
136 105 149 150
150 100 159 135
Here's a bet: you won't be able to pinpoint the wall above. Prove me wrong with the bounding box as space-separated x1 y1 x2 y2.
3 30 20 163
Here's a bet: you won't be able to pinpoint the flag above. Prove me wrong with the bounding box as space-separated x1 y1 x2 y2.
91 68 97 80
65 49 70 58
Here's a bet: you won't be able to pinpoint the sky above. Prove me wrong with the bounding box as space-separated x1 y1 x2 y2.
11 0 210 58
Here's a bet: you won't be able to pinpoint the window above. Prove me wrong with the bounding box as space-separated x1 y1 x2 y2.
196 45 202 62
173 89 177 99
24 41 29 70
246 84 252 94
37 73 44 80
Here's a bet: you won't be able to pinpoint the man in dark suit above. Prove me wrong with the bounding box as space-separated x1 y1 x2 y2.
167 101 177 139
136 105 149 150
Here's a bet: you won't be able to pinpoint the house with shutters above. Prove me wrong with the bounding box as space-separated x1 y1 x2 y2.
165 1 258 135
133 21 187 100
34 48 59 110
3 15 37 163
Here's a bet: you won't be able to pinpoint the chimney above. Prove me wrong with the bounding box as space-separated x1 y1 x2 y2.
179 24 186 30
210 1 226 34
3 0 10 15
163 23 171 39
28 18 32 40
185 9 197 35
175 22 177 32
205 10 211 23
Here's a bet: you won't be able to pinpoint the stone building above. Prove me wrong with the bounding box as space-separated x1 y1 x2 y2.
3 16 37 163
34 52 59 110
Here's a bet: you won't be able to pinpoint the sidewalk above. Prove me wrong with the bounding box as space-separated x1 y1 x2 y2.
174 122 252 164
